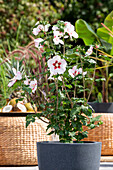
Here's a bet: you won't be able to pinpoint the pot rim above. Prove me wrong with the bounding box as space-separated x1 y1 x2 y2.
37 141 102 145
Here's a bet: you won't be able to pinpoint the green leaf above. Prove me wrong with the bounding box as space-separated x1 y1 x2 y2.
15 98 24 103
50 86 56 92
47 131 55 135
59 90 65 99
26 115 35 128
22 86 32 94
40 104 45 109
75 19 100 45
91 115 102 123
97 11 113 55
65 84 72 89
71 109 77 117
69 131 75 137
97 92 103 103
46 124 52 131
72 121 77 128
89 124 95 129
95 78 106 82
49 83 55 87
59 131 64 136
109 73 113 78
100 38 112 53
11 81 22 91
85 78 93 81
81 105 88 112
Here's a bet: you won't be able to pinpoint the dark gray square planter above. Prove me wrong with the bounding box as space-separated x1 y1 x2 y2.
37 141 101 170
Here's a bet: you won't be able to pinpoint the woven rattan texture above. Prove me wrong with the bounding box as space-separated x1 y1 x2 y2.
0 117 52 165
84 113 113 156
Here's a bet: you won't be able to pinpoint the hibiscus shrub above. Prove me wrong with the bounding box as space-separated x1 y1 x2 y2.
6 20 102 142
25 20 102 142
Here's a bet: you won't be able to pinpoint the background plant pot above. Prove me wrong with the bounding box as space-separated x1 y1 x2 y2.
37 141 101 170
88 102 113 113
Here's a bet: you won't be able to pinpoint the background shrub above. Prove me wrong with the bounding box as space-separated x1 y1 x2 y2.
0 0 62 51
0 0 112 52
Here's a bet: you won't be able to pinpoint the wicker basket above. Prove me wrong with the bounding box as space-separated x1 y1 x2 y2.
0 114 52 166
84 113 113 156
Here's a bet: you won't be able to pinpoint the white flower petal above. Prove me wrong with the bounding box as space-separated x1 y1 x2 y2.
48 74 54 80
58 76 62 81
12 68 17 75
24 79 29 85
52 25 59 31
33 28 39 35
83 71 87 76
68 65 86 78
47 58 54 68
53 31 63 37
68 69 75 78
53 36 64 45
44 24 50 32
72 31 78 38
35 21 39 26
59 39 64 45
78 68 82 74
88 59 96 64
85 46 93 56
53 55 61 62
72 66 77 70
37 24 44 32
16 71 22 80
29 79 37 93
8 77 16 87
64 35 69 39
53 38 59 45
34 38 44 49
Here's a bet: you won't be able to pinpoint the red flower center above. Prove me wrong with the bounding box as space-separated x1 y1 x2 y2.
73 70 80 76
73 70 77 76
53 60 61 69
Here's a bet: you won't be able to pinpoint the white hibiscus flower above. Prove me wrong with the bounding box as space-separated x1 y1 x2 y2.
47 55 67 75
68 66 87 78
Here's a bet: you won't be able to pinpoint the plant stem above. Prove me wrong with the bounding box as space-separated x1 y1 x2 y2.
87 50 97 103
54 78 59 114
74 81 76 98
80 55 85 103
62 77 73 108
62 39 73 107
26 91 49 124
16 16 23 48
105 64 108 102
63 44 65 56
38 87 49 102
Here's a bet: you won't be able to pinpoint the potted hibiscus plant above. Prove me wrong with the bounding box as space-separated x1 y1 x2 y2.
8 20 102 170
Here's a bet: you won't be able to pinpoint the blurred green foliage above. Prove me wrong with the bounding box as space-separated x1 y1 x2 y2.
0 0 112 51
0 0 62 50
51 0 113 29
